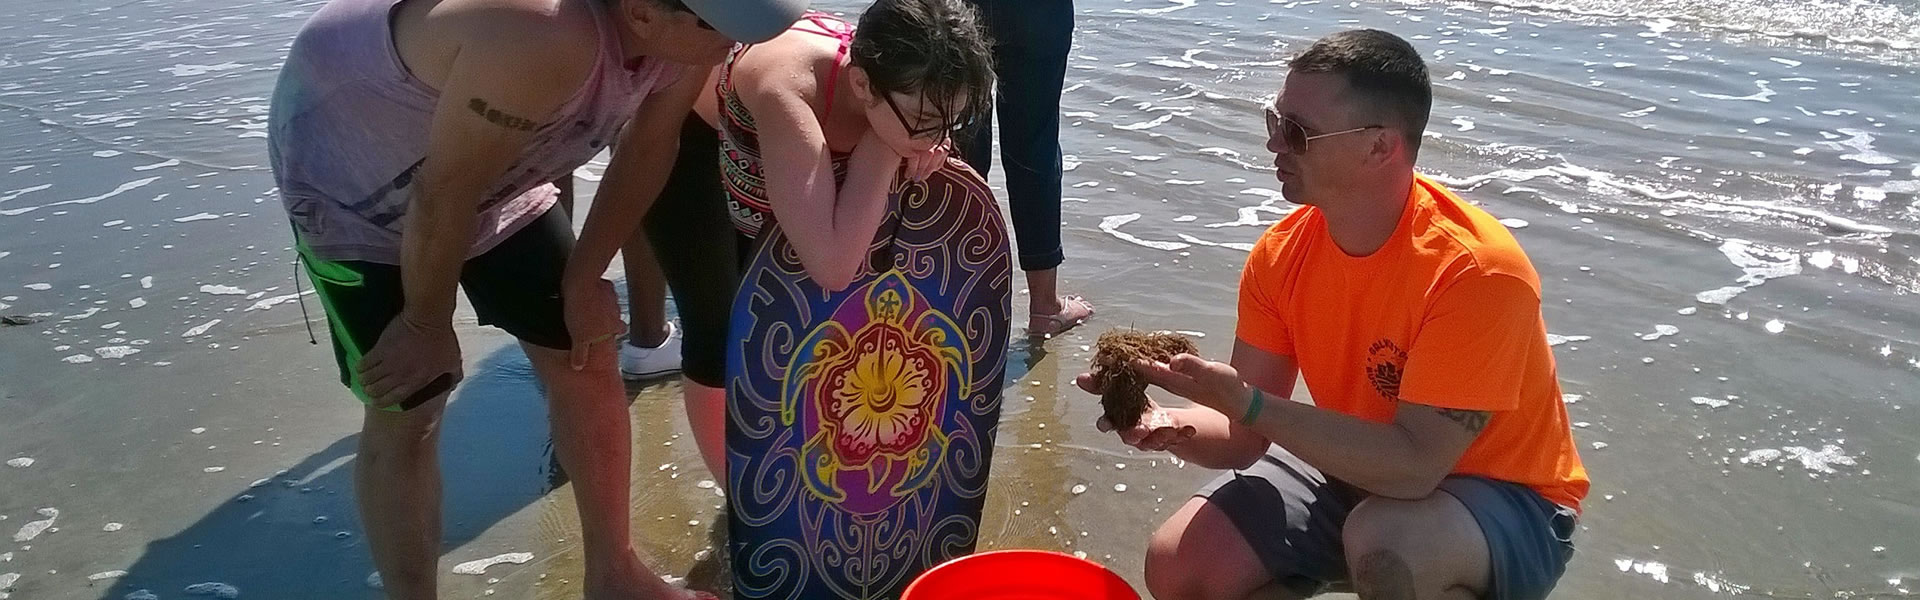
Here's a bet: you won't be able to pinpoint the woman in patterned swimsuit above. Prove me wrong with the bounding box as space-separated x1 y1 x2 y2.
635 0 996 481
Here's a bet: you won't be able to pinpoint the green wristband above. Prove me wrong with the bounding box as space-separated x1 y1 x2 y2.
1239 387 1265 426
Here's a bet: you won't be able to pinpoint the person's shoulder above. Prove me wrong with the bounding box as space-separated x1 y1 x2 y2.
1414 174 1540 285
436 0 600 83
731 26 840 105
1244 206 1318 276
1252 205 1318 254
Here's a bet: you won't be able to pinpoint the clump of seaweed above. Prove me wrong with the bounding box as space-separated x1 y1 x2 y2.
1090 329 1197 430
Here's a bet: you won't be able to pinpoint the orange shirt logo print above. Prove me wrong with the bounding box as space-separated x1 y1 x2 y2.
1365 339 1408 401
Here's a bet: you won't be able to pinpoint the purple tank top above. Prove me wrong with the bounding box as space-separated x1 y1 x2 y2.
268 0 682 263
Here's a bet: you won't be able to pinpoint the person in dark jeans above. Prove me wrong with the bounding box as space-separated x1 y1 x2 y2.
958 0 1093 338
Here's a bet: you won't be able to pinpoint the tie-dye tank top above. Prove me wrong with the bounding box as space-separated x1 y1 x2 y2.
718 13 856 239
268 0 682 263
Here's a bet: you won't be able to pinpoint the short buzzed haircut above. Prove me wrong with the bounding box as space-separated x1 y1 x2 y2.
1288 29 1431 157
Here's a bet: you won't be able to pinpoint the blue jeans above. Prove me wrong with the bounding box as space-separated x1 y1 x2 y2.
958 0 1073 272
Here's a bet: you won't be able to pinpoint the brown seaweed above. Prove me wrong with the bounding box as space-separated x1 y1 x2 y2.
1090 329 1198 430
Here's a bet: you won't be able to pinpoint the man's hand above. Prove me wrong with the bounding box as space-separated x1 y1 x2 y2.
1132 354 1256 419
358 315 464 409
1074 372 1197 452
563 275 624 370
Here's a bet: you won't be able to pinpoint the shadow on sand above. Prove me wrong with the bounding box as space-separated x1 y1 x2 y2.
100 340 569 599
97 291 1051 599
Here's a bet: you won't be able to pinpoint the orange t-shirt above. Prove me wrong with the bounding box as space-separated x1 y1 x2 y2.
1236 175 1589 511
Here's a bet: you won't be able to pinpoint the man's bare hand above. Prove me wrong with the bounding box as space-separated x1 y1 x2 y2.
358 315 463 409
563 276 624 371
1075 372 1197 452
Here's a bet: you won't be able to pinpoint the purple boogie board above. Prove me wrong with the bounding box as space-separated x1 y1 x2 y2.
725 161 1012 599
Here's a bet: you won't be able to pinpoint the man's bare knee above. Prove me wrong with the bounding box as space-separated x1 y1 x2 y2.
1143 518 1195 599
1344 497 1424 600
1145 498 1271 600
521 342 618 379
520 344 626 414
1344 496 1408 546
360 400 446 453
1343 493 1485 600
1350 548 1417 600
1343 495 1446 550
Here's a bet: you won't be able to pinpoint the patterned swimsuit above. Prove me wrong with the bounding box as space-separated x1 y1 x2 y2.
716 13 856 239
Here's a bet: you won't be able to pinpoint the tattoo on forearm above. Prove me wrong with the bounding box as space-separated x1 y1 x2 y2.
1436 408 1492 434
467 98 538 131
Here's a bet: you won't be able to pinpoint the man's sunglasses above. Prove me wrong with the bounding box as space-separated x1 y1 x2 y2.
1265 106 1380 154
884 94 973 141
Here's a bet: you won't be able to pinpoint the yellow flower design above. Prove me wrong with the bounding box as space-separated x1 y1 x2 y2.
825 327 938 467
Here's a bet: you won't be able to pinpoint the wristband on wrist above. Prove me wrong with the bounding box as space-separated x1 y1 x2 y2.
1239 387 1265 426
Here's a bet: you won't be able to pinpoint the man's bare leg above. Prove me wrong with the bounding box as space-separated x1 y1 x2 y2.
1144 498 1305 600
356 396 450 600
522 342 686 599
1342 494 1492 600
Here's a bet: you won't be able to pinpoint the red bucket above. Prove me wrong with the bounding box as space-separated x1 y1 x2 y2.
901 550 1140 600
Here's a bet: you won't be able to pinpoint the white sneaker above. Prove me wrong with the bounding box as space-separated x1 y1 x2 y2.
619 321 683 380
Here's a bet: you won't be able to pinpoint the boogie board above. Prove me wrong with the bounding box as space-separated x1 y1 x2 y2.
725 161 1013 600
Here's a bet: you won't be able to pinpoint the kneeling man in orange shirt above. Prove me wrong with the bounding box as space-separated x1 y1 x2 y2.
1081 29 1590 600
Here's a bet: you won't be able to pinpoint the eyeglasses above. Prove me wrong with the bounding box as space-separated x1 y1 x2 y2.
884 94 973 141
1265 106 1381 154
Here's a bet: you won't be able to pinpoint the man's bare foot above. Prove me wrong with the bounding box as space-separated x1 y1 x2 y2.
1027 294 1095 338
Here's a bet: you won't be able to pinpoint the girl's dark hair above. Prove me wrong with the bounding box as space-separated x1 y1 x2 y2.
849 0 996 130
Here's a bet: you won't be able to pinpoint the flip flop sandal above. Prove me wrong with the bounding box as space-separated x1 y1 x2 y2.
1027 294 1095 338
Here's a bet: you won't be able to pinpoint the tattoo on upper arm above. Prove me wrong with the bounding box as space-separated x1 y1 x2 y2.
467 98 538 131
1435 407 1492 434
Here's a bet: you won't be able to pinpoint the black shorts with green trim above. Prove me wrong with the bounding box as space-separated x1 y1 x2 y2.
295 208 574 408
